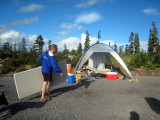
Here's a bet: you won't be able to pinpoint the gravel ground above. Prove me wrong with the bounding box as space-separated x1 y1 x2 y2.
0 75 160 120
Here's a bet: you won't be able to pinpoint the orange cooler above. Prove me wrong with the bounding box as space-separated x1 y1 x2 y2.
106 72 117 80
67 64 71 73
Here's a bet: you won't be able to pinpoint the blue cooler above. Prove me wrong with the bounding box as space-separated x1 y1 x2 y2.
68 73 74 83
111 69 115 72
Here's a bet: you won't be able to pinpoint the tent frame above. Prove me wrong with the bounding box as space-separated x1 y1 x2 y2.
74 43 133 78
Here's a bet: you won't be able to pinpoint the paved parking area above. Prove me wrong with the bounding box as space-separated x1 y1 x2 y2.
0 76 160 120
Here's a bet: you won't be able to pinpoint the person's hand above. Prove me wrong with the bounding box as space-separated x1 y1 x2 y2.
60 73 63 77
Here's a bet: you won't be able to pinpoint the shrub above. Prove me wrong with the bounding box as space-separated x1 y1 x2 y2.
128 65 134 71
145 60 156 70
1 63 15 74
122 55 131 65
128 54 140 70
154 52 160 64
16 66 26 73
72 53 82 67
8 58 19 67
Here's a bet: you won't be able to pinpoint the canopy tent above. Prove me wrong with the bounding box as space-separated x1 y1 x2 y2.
74 43 133 78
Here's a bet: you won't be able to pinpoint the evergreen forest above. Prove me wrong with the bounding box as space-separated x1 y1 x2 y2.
0 22 160 75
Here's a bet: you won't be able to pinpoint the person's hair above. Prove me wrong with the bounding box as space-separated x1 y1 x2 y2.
49 44 57 50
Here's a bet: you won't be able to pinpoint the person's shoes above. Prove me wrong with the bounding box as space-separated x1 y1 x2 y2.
40 97 50 102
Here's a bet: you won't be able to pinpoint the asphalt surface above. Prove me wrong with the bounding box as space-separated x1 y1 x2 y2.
0 76 160 120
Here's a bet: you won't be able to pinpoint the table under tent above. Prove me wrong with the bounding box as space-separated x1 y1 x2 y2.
74 43 133 79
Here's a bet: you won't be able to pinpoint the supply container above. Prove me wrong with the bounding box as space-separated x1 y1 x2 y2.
106 72 117 80
68 73 74 83
76 71 81 84
67 64 71 73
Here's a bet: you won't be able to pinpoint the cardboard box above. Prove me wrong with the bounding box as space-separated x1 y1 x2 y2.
76 71 81 84
106 72 117 80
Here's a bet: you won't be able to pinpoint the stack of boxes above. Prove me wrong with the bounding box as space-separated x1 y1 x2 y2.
75 71 81 84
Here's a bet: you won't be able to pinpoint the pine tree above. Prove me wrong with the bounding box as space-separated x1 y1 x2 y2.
84 31 90 51
63 44 69 55
48 40 51 50
22 38 26 51
119 45 124 56
114 42 118 52
13 41 17 58
134 33 140 54
0 38 1 49
77 42 82 54
129 32 134 54
152 22 159 53
2 42 12 57
34 35 44 54
30 45 36 57
18 41 22 52
148 29 154 54
96 30 101 43
148 22 159 54
14 41 17 52
125 44 129 55
149 22 160 64
71 49 76 55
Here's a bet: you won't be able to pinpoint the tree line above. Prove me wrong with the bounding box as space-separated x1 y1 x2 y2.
0 21 159 74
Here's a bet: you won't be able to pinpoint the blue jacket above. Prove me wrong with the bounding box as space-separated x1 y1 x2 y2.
38 51 62 74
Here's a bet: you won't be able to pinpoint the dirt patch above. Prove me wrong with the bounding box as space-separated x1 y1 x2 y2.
130 68 160 76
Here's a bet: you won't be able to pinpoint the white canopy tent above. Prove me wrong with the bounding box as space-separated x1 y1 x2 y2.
74 43 133 78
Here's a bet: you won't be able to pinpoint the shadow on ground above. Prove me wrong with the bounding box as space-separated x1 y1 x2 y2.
130 111 139 120
29 78 95 100
145 97 160 114
0 101 46 120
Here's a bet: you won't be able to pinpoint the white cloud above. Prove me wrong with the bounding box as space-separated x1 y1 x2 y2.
78 25 82 30
56 33 115 51
57 31 70 35
60 23 82 30
140 41 148 51
18 4 44 13
54 37 61 41
57 33 117 51
28 35 50 49
75 0 115 8
75 12 101 24
80 33 130 50
143 8 160 16
80 33 98 47
9 17 38 26
0 29 55 51
58 37 80 51
0 30 26 45
101 40 116 46
0 30 38 49
27 34 37 46
28 34 37 41
55 33 149 52
0 30 52 50
75 0 97 8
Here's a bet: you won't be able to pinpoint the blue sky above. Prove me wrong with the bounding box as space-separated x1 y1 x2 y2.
0 0 160 51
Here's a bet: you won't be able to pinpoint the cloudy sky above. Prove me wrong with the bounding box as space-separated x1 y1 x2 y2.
0 0 160 51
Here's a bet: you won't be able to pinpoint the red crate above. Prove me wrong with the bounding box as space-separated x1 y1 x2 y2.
106 72 117 80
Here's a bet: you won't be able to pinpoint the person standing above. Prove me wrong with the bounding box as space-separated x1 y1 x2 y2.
39 44 63 101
